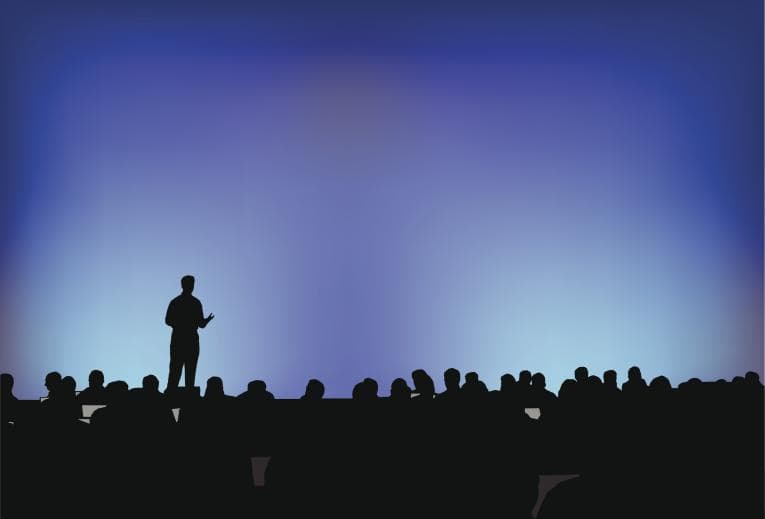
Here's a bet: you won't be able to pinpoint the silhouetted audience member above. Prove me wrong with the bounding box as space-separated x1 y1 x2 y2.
603 370 618 391
745 371 763 388
574 366 589 384
437 368 462 400
44 371 62 398
77 369 107 403
557 378 577 401
411 369 435 400
301 379 325 400
389 378 412 400
516 370 532 403
352 377 379 400
41 375 80 423
622 366 648 395
90 381 131 428
204 376 228 400
528 372 557 412
649 375 672 393
1 373 18 422
461 371 489 398
237 380 274 401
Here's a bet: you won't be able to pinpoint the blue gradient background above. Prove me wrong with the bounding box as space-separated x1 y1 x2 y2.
1 0 762 398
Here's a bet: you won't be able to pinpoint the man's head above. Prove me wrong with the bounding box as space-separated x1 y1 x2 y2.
45 371 62 394
531 372 546 389
500 373 516 391
304 379 325 399
574 366 589 383
142 375 160 393
465 372 479 384
444 368 461 390
181 275 195 294
205 376 225 398
603 370 617 388
88 370 105 389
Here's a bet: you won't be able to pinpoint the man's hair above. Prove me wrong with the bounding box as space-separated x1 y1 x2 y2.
181 275 195 291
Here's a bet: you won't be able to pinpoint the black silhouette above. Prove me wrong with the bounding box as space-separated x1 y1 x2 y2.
237 379 274 401
1 373 17 422
352 377 379 400
389 377 412 400
437 367 462 400
622 365 648 395
461 371 489 398
1 365 763 518
43 371 62 397
165 275 214 391
301 378 325 400
411 369 435 399
77 369 107 403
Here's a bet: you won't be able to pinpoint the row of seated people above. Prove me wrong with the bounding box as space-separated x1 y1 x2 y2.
1 367 762 519
4 365 763 410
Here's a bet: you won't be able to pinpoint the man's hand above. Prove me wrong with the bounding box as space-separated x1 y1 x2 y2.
206 313 215 323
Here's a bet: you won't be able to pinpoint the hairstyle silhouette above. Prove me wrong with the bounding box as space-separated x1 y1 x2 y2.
181 275 195 293
301 379 325 400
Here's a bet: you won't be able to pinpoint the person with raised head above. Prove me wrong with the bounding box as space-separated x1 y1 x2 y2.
164 275 214 391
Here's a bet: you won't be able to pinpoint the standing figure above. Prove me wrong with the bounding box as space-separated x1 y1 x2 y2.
165 275 214 390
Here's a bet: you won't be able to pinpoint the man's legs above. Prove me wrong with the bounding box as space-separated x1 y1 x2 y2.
167 342 183 390
184 337 200 388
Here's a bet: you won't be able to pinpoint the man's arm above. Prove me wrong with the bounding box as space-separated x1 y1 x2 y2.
165 300 175 327
197 300 214 328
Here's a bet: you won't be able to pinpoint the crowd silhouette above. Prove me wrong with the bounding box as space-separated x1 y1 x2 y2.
1 366 763 518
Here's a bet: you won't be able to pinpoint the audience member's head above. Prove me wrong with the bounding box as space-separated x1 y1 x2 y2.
248 380 266 393
411 369 435 398
649 375 672 392
142 375 160 393
627 366 643 382
464 372 480 384
106 381 130 404
204 376 225 399
364 377 378 398
518 370 532 386
603 370 617 389
1 373 14 397
353 378 379 400
500 373 516 392
390 378 412 400
558 379 577 399
302 379 325 400
44 371 62 396
60 376 77 397
574 366 589 384
531 372 546 389
444 368 461 391
744 371 762 387
87 370 105 389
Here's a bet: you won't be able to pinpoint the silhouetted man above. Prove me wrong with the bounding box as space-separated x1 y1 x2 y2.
165 275 214 391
